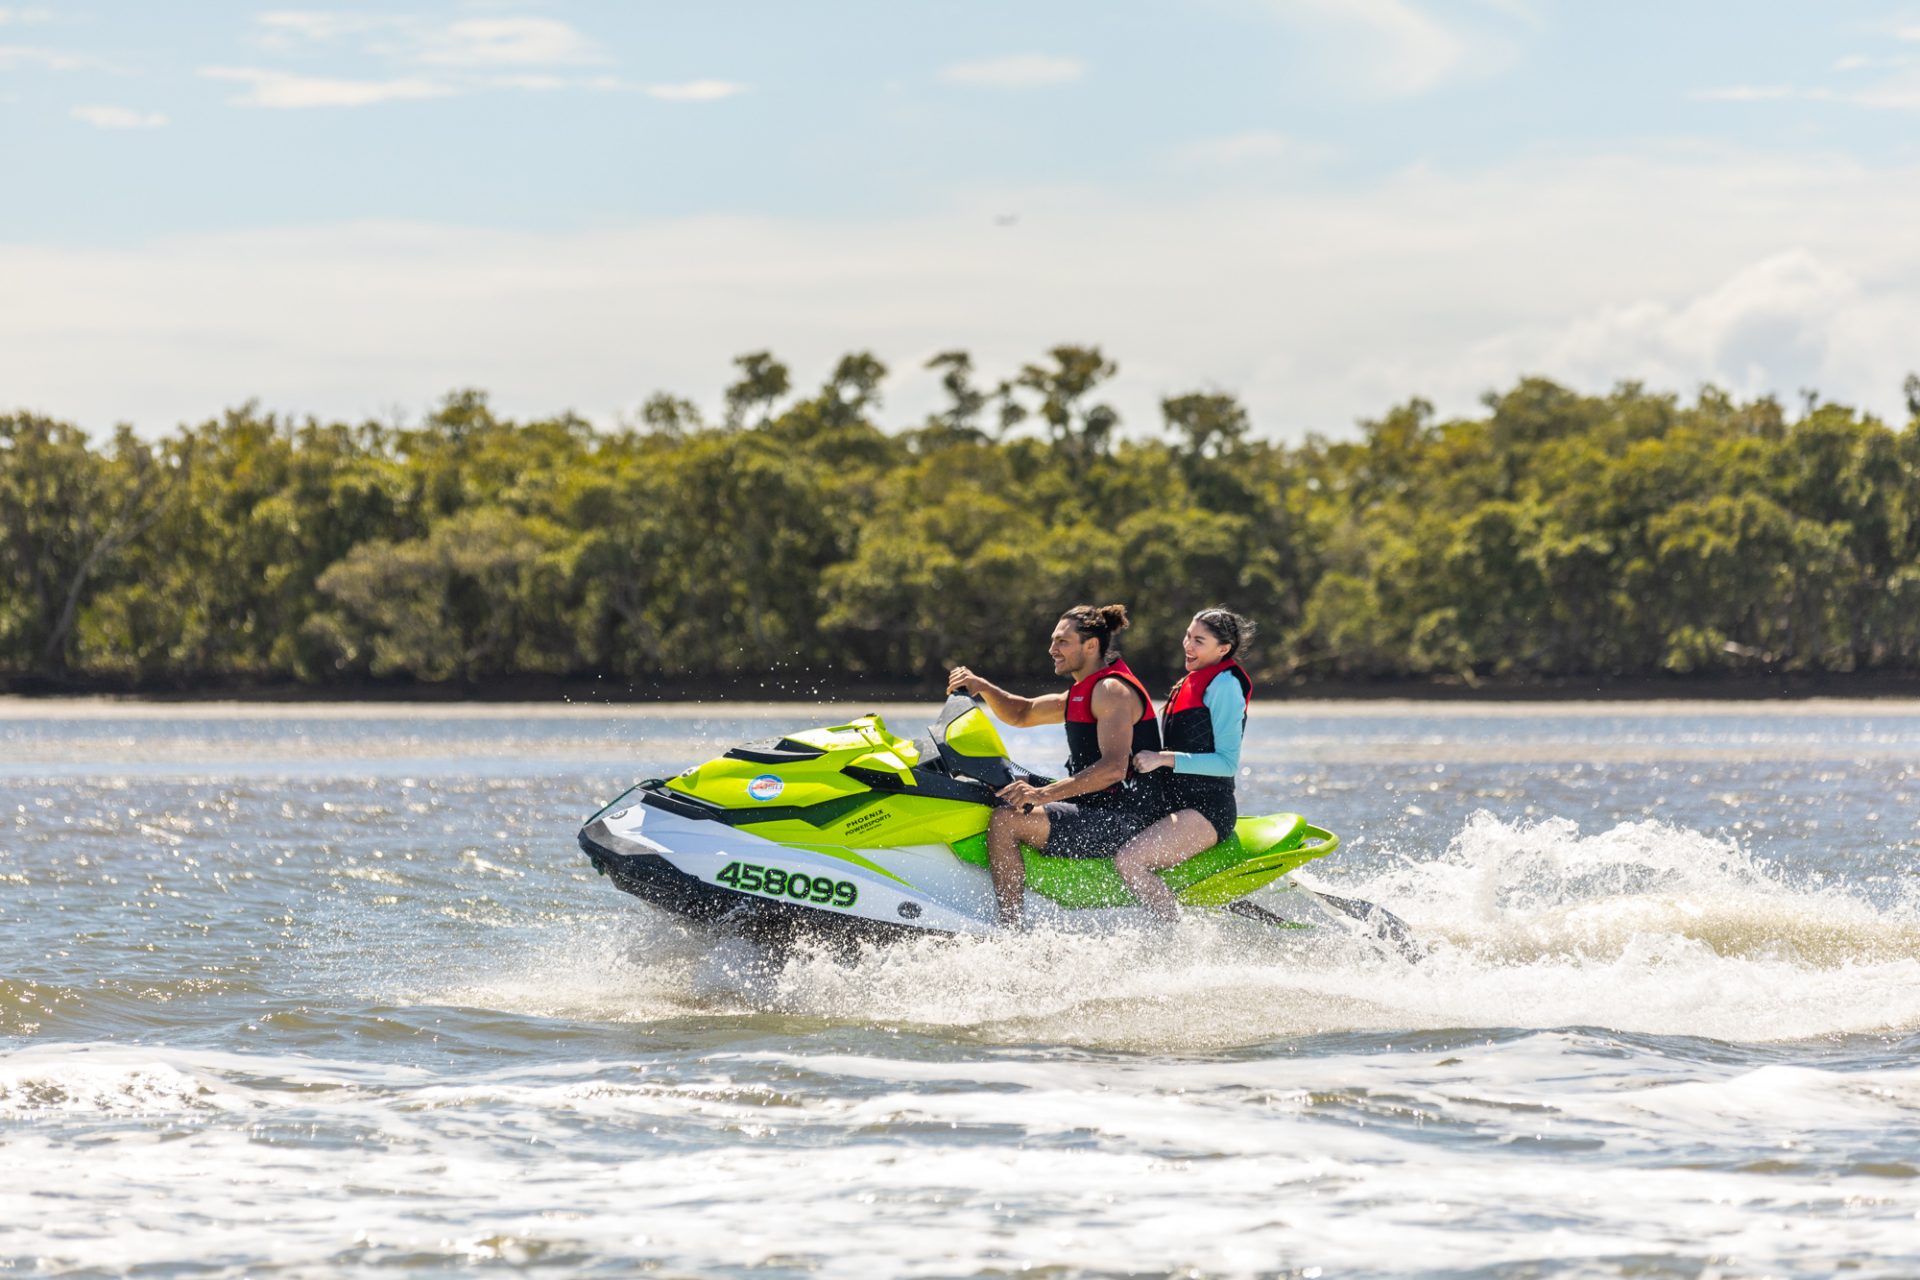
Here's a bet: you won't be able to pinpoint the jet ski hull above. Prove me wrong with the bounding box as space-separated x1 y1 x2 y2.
577 698 1363 941
580 786 1002 940
581 776 1341 940
579 826 927 946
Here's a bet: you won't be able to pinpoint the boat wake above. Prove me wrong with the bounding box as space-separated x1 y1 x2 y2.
413 812 1920 1052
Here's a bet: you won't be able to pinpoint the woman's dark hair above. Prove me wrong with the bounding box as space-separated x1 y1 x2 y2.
1060 603 1131 660
1193 607 1256 658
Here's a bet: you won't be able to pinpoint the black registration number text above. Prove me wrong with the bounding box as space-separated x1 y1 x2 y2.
714 861 858 909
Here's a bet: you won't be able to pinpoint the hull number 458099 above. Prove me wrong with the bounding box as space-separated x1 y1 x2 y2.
714 861 859 909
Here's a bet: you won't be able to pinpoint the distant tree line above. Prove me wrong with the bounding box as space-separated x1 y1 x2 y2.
5 348 1920 693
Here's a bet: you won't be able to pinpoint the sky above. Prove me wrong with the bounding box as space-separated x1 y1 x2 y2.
4 0 1920 441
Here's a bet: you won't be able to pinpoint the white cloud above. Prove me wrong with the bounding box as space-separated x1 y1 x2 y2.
253 10 401 49
5 149 1919 440
1691 84 1799 102
1265 0 1507 97
250 12 599 67
224 12 614 103
1469 0 1543 27
645 79 747 102
1316 0 1465 93
417 18 601 67
489 73 569 92
1708 26 1920 111
0 7 53 23
0 43 101 71
1466 251 1874 406
200 66 453 109
71 104 167 129
939 54 1084 89
1694 78 1920 111
1850 73 1920 109
1178 130 1332 168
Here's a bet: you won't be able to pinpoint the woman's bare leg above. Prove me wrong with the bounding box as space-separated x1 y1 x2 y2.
1112 810 1218 922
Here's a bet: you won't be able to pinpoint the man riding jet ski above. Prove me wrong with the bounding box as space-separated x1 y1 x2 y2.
945 603 1167 927
577 695 1415 951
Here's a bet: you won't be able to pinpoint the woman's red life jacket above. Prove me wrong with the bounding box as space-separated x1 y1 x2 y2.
1159 659 1252 794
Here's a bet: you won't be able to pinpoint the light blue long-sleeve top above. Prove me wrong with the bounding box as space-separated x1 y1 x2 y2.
1169 674 1246 778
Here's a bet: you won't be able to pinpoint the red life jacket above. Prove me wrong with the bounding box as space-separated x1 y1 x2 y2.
1160 659 1252 794
1062 657 1160 785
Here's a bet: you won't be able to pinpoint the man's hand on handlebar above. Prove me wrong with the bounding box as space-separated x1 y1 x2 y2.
946 666 982 696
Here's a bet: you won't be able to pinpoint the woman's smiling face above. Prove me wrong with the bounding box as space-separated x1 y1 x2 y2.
1182 617 1231 671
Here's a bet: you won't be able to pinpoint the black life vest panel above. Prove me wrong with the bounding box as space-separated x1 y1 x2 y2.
1062 658 1160 784
1159 659 1251 795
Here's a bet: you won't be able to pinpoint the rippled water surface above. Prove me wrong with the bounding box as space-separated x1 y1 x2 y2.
5 698 1920 1278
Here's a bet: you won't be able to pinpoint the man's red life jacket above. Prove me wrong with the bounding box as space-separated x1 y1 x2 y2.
1062 657 1160 787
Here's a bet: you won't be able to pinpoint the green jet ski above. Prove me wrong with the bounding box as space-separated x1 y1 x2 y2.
580 695 1414 949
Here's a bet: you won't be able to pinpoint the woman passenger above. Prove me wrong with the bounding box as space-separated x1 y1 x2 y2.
1114 608 1254 921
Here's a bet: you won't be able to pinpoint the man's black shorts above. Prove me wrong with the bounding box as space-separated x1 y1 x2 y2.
1041 786 1168 860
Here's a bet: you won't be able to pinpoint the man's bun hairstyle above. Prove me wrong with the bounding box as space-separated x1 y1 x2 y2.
1061 603 1131 660
1193 606 1255 658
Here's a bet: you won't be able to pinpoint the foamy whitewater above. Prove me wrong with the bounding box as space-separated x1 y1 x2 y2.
5 700 1920 1277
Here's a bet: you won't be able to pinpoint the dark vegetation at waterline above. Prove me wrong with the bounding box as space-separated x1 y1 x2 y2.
6 348 1920 696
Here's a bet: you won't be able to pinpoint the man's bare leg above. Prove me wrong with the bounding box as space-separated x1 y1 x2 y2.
986 806 1049 928
1112 810 1218 923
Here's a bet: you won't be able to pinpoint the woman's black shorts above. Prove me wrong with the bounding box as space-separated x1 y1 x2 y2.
1159 775 1236 844
1173 788 1238 847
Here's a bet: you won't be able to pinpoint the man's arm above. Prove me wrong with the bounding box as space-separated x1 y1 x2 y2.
998 679 1136 808
947 666 1066 727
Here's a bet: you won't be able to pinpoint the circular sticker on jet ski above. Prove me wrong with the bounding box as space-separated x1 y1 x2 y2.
746 774 785 802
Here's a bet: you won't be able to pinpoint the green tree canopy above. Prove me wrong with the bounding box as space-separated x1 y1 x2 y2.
8 356 1920 692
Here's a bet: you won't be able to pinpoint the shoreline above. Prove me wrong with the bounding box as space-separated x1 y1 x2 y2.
8 694 1920 721
8 670 1920 707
